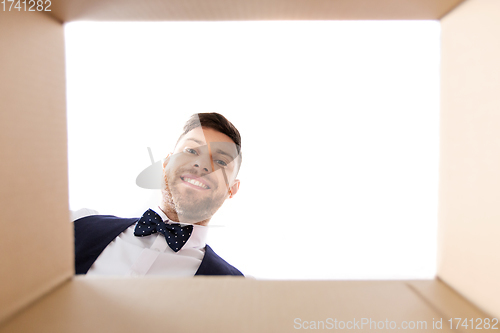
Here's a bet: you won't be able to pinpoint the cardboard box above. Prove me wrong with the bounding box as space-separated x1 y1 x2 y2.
1 0 499 331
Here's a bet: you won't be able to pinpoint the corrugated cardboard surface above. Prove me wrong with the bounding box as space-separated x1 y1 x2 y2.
0 10 72 323
438 0 500 318
0 277 491 333
1 0 499 330
46 0 465 22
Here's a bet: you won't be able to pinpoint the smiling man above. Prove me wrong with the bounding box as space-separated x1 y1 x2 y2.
162 125 240 226
74 113 244 276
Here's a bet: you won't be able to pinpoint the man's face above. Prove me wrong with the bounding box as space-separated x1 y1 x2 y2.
161 127 240 223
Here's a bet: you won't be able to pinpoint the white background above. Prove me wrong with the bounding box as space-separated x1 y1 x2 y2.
65 21 440 279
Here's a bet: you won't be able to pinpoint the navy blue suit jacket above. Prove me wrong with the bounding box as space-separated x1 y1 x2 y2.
74 215 243 276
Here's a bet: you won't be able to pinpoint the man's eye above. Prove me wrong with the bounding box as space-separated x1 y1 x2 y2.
184 148 198 155
215 160 227 167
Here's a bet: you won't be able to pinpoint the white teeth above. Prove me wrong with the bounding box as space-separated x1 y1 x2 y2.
183 177 208 189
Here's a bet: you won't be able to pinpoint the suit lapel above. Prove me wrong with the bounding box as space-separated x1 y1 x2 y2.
195 244 243 276
74 215 137 274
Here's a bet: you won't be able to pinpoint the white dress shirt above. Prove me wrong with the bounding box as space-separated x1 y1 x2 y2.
86 208 208 277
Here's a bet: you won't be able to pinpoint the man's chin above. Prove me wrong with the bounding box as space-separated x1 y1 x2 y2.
174 198 224 222
167 185 225 222
173 206 211 223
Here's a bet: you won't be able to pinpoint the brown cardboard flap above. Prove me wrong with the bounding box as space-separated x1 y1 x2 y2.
408 279 494 320
46 0 465 22
439 0 500 318
0 10 72 324
2 0 500 328
0 277 490 333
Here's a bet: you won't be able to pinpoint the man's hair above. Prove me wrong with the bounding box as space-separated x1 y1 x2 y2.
178 113 242 169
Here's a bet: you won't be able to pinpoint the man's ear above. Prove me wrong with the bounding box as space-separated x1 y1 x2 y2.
228 179 240 198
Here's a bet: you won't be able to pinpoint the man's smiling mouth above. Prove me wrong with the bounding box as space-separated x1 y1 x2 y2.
180 176 210 189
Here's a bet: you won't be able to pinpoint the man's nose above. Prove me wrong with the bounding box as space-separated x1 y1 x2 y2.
193 155 212 173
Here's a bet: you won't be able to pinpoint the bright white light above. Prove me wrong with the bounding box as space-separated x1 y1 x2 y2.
65 21 440 280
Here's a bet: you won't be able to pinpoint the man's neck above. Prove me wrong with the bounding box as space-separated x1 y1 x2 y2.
157 205 211 226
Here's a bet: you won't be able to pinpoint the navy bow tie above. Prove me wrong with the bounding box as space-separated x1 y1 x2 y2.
134 209 193 252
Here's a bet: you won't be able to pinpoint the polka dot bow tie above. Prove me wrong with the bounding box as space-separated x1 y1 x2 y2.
134 209 193 252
